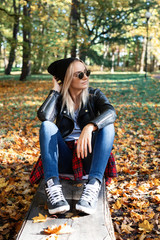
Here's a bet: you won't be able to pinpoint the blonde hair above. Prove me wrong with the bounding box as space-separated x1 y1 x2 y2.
61 60 89 117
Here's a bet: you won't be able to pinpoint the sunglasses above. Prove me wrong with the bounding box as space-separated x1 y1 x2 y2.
74 69 91 79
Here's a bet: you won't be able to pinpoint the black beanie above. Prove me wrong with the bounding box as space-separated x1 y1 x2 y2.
47 58 79 83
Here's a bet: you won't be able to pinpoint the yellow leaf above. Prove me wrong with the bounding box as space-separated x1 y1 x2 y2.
130 211 144 222
32 213 47 223
113 199 122 209
0 178 8 188
147 211 155 219
138 220 154 232
5 185 14 192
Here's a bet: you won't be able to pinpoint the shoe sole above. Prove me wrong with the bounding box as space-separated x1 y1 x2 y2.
49 205 70 215
76 204 96 215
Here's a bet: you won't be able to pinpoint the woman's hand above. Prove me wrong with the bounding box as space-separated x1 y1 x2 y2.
76 123 97 159
52 77 62 92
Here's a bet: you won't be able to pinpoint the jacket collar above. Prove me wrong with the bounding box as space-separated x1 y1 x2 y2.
61 102 89 119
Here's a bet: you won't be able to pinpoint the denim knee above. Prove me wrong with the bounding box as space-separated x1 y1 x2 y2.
101 123 115 139
40 120 58 134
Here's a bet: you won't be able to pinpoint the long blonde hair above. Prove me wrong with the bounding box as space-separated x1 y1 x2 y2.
61 60 89 117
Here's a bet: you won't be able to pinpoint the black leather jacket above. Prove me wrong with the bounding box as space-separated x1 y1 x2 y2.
37 87 117 139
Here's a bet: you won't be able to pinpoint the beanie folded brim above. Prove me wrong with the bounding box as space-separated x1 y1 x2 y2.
48 58 78 83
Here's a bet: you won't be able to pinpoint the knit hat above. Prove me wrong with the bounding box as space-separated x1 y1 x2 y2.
47 57 79 83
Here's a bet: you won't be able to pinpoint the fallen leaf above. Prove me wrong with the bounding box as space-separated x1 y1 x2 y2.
65 212 74 218
139 232 146 240
75 183 83 187
156 206 160 211
130 211 144 222
0 223 10 231
113 199 122 209
41 234 58 240
121 223 134 234
152 195 160 204
0 178 8 188
114 222 122 234
44 223 73 235
32 213 47 223
138 220 154 232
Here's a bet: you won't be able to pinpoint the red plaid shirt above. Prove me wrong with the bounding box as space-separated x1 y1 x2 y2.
30 141 117 186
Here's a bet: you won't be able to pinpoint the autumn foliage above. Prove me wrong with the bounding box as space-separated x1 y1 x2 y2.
0 74 159 240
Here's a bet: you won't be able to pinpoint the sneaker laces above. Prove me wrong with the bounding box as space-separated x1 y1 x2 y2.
46 185 65 205
80 183 100 203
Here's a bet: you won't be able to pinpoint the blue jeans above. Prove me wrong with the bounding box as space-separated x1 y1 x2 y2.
40 121 115 183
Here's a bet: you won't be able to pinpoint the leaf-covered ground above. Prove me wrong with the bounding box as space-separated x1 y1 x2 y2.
0 73 159 240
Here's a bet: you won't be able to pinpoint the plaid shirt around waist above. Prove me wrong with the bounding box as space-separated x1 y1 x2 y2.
30 140 117 186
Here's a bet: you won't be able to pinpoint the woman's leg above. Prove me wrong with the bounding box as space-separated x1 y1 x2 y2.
39 120 73 182
89 123 115 182
76 124 115 214
39 121 72 214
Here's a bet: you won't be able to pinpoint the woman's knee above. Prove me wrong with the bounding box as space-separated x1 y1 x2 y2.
100 123 115 139
40 120 58 134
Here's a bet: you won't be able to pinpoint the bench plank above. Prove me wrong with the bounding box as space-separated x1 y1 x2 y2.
16 179 115 240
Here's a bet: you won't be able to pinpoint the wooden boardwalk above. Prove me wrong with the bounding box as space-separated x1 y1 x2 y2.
16 179 115 240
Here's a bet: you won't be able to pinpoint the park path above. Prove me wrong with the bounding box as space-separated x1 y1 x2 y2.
152 73 160 79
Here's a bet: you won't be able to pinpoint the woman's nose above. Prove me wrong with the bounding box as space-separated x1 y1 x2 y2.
82 73 88 80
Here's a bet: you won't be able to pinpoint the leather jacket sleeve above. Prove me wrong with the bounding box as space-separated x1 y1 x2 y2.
37 90 60 122
89 88 117 129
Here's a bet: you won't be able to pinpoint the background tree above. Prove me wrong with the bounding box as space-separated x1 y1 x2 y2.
20 0 31 81
30 0 71 74
0 0 160 75
70 0 79 57
5 0 20 75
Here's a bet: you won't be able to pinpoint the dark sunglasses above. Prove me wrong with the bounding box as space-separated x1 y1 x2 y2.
74 69 91 79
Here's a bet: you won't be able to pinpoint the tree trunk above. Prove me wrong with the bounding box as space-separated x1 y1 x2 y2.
0 33 2 68
3 43 8 70
111 49 115 73
117 47 120 67
20 0 31 81
5 0 20 75
134 39 139 71
150 55 155 72
101 41 109 71
79 43 88 61
32 25 44 74
64 30 70 58
140 37 146 73
70 0 79 57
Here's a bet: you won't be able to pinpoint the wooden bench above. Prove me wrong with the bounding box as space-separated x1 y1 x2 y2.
16 179 115 240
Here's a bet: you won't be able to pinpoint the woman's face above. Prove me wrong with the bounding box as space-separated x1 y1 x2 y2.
69 61 89 92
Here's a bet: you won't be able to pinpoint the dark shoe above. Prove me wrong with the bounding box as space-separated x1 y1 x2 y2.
75 178 101 214
45 177 70 214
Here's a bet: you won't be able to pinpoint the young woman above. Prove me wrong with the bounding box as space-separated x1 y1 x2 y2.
37 58 116 215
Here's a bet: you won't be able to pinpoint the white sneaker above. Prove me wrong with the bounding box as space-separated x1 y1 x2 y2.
45 178 70 214
76 178 101 215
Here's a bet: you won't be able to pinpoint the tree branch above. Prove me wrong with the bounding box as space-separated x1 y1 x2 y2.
0 7 21 17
